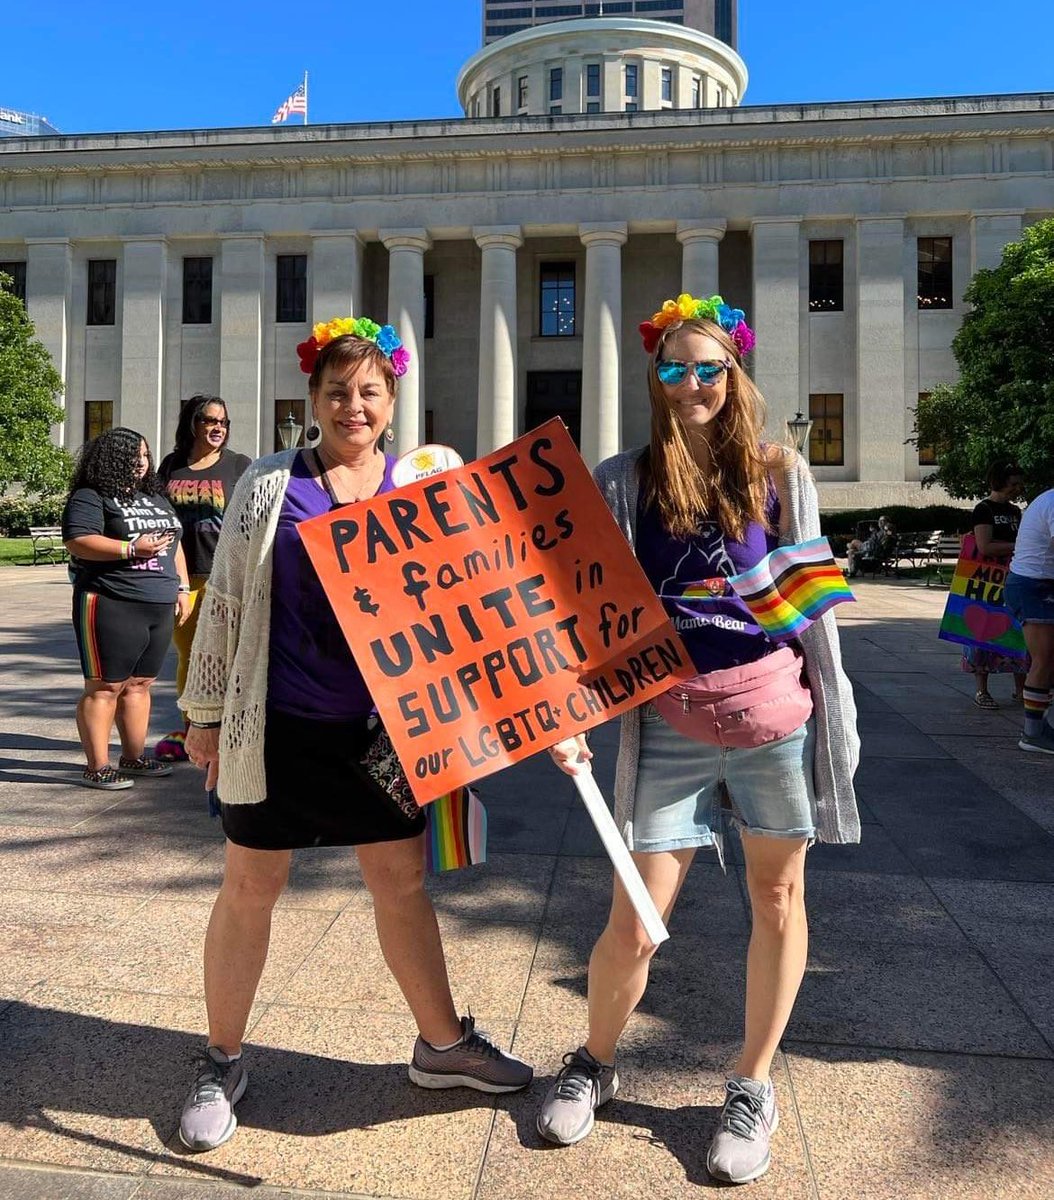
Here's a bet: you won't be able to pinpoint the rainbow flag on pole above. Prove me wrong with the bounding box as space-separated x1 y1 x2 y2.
425 786 488 873
728 537 854 640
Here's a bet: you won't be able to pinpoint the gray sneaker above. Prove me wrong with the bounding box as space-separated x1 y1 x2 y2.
537 1046 619 1146
706 1076 779 1184
179 1047 248 1151
1019 724 1054 755
409 1015 532 1094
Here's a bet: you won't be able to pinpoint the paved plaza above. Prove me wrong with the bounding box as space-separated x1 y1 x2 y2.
0 565 1052 1199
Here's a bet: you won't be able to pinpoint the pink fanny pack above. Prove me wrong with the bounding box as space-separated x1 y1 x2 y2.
652 645 813 748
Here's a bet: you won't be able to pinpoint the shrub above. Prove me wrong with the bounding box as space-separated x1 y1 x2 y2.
0 495 66 537
819 505 973 539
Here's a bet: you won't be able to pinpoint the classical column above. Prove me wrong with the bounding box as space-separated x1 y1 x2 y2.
310 231 363 322
474 227 522 455
750 218 803 439
579 223 627 467
380 229 431 455
25 238 73 444
856 217 906 482
219 235 265 457
971 210 1023 274
119 238 168 452
677 221 726 297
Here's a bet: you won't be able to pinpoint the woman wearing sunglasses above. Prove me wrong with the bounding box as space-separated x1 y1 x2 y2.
155 395 251 760
538 294 860 1185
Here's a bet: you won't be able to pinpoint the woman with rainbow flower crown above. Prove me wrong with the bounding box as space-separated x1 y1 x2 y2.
539 294 860 1184
176 317 531 1153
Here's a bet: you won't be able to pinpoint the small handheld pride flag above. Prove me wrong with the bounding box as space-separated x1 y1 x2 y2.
727 537 854 640
425 786 488 873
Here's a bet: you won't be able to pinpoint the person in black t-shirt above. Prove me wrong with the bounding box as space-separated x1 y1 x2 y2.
155 395 251 761
62 428 192 789
961 462 1029 708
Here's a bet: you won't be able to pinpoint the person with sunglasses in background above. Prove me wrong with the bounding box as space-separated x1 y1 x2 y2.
538 294 859 1185
155 395 251 761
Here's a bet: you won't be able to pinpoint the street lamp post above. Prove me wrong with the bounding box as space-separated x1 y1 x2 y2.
276 411 303 450
786 411 812 455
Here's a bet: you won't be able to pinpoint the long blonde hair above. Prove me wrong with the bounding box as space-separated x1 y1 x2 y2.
640 317 770 542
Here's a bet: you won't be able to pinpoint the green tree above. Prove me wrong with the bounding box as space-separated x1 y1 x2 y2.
0 272 72 496
915 217 1054 499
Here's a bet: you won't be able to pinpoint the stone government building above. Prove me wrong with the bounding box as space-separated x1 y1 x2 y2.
1 5 1052 507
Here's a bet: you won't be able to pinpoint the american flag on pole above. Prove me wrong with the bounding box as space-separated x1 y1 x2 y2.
272 81 307 124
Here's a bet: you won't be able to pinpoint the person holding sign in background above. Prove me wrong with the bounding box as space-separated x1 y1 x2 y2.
960 463 1028 709
62 428 191 790
1004 484 1054 754
177 318 531 1153
540 294 860 1185
154 394 251 760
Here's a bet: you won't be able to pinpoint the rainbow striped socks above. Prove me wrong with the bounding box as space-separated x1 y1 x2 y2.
1022 688 1051 738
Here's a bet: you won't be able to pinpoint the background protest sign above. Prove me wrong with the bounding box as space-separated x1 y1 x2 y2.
938 533 1027 658
299 419 692 803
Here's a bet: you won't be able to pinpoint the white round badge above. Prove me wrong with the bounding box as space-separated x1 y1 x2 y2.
391 444 465 487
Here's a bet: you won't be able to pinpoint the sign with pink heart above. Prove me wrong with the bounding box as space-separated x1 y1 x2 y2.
938 540 1027 658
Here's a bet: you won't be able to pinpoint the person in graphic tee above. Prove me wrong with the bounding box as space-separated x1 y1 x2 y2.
539 294 859 1185
961 462 1028 709
62 428 192 790
155 395 251 760
1005 484 1054 754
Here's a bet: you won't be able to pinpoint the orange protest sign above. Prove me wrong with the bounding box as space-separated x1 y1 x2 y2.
298 419 692 803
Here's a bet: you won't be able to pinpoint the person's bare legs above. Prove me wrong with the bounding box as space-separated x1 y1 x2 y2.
973 669 992 704
115 675 156 760
204 842 291 1055
357 833 461 1047
584 848 695 1064
735 832 809 1082
75 679 125 770
1022 623 1054 694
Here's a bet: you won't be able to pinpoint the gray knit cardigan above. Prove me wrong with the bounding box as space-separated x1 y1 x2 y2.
594 447 861 847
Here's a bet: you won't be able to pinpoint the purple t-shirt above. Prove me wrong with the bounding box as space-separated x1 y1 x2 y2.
268 451 396 720
636 490 781 674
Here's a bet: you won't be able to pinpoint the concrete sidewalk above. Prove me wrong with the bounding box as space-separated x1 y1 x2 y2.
0 565 1052 1199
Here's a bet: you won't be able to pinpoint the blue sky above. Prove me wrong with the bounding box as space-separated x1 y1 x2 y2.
5 1 1052 134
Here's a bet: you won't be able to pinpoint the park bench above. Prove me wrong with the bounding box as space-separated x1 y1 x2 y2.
920 532 963 587
893 530 942 572
28 526 69 566
856 534 901 578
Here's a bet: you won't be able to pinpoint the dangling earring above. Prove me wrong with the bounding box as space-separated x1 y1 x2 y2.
306 424 320 442
385 426 395 443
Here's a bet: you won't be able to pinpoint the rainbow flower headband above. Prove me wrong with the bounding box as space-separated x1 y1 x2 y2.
639 293 756 357
296 316 410 377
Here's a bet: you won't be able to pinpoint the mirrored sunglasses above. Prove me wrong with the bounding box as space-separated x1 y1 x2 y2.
656 359 731 386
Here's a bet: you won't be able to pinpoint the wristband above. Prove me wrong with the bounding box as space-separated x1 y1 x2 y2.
120 541 132 560
188 719 221 729
177 584 191 594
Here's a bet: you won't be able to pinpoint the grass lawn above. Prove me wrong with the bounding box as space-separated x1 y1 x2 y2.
0 537 43 566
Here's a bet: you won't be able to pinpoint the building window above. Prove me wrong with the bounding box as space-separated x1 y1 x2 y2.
625 63 638 99
276 255 307 323
808 241 844 312
424 274 435 339
536 4 583 14
715 0 734 43
84 400 113 442
549 67 563 103
918 237 953 309
540 262 576 337
586 63 600 97
917 393 938 465
549 104 562 116
625 102 638 112
491 86 502 117
273 399 306 452
87 260 116 326
691 78 702 107
661 67 672 102
517 75 528 109
0 261 27 303
586 101 600 114
181 257 213 325
808 394 844 466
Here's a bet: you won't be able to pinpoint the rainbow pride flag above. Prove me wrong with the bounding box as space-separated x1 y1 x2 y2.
425 786 488 873
728 537 854 640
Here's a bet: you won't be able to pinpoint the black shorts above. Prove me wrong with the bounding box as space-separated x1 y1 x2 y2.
220 708 427 850
72 590 175 682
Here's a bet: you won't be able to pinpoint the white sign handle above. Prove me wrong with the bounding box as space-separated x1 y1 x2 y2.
570 761 669 948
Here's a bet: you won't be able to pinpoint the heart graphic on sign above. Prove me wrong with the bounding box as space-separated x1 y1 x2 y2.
963 604 1013 643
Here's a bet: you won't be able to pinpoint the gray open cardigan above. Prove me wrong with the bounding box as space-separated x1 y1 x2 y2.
594 448 861 847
